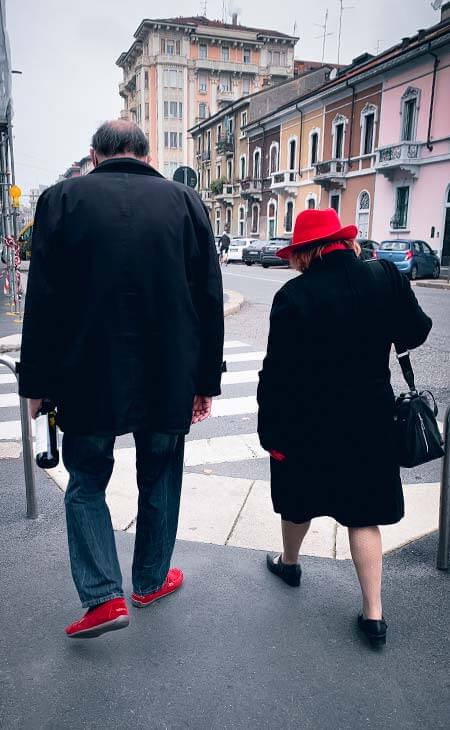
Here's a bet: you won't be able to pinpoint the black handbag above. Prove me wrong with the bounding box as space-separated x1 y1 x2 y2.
394 349 444 468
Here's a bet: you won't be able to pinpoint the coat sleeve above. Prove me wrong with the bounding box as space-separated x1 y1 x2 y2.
19 188 62 399
185 191 224 396
386 263 432 352
257 289 299 452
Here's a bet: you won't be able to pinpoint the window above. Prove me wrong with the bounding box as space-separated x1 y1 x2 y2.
199 103 207 119
307 197 316 210
225 116 234 136
251 203 260 234
271 51 281 66
216 163 221 179
241 111 248 130
217 124 222 141
244 48 251 64
362 113 375 155
165 102 183 119
268 201 277 238
392 186 410 229
199 43 208 59
243 78 250 96
215 208 221 236
179 133 183 149
161 39 181 55
219 73 231 92
310 131 319 166
207 130 211 153
144 71 149 89
239 206 246 237
289 138 297 172
222 46 230 61
402 99 416 141
226 207 232 229
166 40 175 55
227 159 233 181
164 69 183 88
207 168 211 188
199 74 208 93
240 155 247 179
164 132 182 149
269 143 279 174
334 123 344 159
285 200 294 234
330 193 340 213
356 191 371 238
253 149 261 179
145 103 150 120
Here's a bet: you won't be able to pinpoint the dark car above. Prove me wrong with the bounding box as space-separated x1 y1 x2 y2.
358 238 379 261
260 238 291 268
377 239 440 280
242 240 268 265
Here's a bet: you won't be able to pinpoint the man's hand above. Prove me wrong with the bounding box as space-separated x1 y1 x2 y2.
29 398 43 419
192 395 212 424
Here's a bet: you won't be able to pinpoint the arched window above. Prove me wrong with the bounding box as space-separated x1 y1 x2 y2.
238 206 246 237
215 208 221 236
269 142 279 174
267 199 277 238
225 206 232 231
356 190 371 239
332 114 347 159
253 148 261 179
306 193 317 210
309 129 320 166
288 137 297 181
251 203 260 234
360 104 377 156
400 87 421 142
285 200 294 234
240 155 247 180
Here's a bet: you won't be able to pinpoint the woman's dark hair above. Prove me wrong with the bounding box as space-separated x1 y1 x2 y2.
91 120 149 158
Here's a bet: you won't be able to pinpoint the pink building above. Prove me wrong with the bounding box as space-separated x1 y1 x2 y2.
372 4 450 265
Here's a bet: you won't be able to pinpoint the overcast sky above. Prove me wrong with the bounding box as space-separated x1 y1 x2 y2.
7 0 439 195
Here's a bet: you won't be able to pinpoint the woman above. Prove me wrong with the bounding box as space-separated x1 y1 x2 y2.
257 208 432 648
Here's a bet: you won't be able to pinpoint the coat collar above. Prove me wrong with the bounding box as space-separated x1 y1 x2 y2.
90 157 164 178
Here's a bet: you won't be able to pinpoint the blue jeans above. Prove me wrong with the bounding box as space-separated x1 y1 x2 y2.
62 431 185 608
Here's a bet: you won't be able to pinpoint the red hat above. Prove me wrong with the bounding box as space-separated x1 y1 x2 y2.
277 208 358 260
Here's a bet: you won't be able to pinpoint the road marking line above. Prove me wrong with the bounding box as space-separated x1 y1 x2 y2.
223 340 249 349
222 369 259 385
0 420 22 440
225 351 265 363
0 374 16 385
212 395 257 418
0 393 19 408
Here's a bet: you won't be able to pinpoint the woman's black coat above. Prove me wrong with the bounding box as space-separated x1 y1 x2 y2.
19 159 224 436
257 251 432 527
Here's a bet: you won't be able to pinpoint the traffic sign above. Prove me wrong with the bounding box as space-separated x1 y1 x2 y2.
10 185 22 208
173 166 198 189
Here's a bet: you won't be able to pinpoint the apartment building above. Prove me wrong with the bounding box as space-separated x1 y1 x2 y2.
116 15 298 178
190 67 332 238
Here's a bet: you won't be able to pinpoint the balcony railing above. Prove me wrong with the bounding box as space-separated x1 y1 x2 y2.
195 58 259 75
313 160 348 189
271 171 301 190
375 142 423 179
216 135 234 155
197 150 211 162
240 178 263 198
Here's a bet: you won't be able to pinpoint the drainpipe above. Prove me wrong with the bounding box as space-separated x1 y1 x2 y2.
295 103 303 178
346 82 356 170
427 48 440 152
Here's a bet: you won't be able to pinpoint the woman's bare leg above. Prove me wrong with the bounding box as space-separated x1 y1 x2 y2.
281 519 311 564
348 526 383 620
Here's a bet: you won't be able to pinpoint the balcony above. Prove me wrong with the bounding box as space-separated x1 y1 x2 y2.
199 190 213 208
271 171 301 195
215 183 236 205
216 135 234 156
240 178 263 200
216 87 235 105
195 58 259 75
375 142 423 180
266 64 292 77
313 160 349 190
119 82 127 98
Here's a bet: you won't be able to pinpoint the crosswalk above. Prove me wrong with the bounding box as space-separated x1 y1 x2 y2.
0 343 267 476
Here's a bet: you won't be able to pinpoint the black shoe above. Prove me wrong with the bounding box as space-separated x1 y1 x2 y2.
357 612 387 648
266 554 301 587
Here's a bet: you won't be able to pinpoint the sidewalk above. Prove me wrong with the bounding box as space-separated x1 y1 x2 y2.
1 457 449 730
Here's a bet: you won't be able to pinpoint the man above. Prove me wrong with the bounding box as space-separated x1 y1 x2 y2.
19 120 224 638
219 226 231 265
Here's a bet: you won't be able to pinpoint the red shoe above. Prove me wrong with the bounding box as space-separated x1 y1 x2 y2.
131 568 184 608
65 597 129 639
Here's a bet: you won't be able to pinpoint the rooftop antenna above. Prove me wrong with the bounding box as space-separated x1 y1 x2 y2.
337 0 355 65
315 9 334 64
201 0 207 16
375 39 385 55
222 0 227 23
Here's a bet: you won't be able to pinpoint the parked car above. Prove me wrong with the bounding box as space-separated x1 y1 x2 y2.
242 240 268 265
358 238 379 261
260 238 291 268
227 238 257 263
377 239 440 280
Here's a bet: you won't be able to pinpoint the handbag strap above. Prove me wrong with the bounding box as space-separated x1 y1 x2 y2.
368 260 417 393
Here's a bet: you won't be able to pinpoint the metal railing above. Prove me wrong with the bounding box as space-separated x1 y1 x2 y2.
437 405 450 570
0 355 38 519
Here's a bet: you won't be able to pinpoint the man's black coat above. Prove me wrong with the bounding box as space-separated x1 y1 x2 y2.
19 158 224 436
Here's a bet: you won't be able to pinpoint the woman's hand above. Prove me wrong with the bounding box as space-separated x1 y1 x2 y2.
192 395 212 424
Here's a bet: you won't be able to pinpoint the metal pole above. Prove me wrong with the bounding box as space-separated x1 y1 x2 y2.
7 105 18 240
437 406 450 570
0 355 38 519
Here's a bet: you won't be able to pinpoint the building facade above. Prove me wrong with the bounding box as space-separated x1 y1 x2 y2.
117 15 298 178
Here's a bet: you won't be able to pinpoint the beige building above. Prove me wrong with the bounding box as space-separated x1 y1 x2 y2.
116 15 298 178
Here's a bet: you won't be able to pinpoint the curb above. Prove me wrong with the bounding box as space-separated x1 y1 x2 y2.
224 289 245 317
0 334 21 354
414 281 450 291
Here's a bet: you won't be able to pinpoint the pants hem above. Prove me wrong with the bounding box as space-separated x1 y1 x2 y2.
81 591 124 609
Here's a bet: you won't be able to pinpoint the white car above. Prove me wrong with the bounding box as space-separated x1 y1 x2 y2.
227 238 257 263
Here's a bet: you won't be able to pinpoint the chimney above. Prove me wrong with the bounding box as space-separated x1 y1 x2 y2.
442 2 450 22
232 12 238 25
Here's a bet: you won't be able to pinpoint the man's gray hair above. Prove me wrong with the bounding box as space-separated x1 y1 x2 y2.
91 120 149 158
